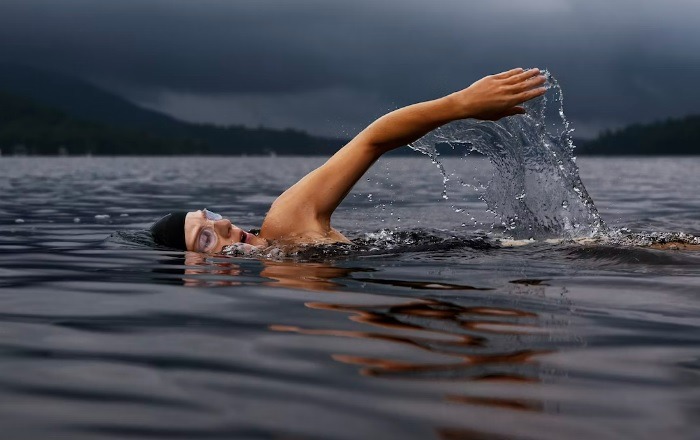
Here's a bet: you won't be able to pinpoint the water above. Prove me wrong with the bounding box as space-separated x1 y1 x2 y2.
409 71 605 240
1 154 699 439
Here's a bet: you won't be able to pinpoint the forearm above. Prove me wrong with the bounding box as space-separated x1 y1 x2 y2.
355 95 463 153
355 67 546 154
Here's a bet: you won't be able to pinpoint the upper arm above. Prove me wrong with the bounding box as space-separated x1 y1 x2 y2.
265 136 383 232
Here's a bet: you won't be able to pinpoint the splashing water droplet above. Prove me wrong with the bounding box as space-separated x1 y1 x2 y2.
409 70 606 240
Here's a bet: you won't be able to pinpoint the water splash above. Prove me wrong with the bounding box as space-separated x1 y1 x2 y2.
605 228 700 248
218 229 495 261
409 70 606 240
221 242 285 259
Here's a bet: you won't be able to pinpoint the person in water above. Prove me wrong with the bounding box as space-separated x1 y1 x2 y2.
151 68 548 253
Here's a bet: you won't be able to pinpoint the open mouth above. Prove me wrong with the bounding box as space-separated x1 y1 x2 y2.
240 231 248 244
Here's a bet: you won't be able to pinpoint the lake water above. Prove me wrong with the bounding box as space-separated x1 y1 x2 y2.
1 155 699 439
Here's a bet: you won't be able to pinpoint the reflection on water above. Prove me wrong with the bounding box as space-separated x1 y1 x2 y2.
179 252 376 290
181 255 555 419
276 298 548 383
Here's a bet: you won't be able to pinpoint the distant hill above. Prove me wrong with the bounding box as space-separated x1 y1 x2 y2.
0 92 203 155
0 64 346 155
2 65 699 156
577 115 700 155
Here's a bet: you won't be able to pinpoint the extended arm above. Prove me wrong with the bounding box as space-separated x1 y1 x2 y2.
349 68 547 154
260 68 546 239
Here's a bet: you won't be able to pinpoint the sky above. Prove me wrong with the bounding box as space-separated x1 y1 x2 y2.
1 0 699 138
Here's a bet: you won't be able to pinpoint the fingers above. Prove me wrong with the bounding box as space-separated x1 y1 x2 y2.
506 67 542 84
494 67 542 82
524 74 547 89
509 71 547 94
504 68 544 84
493 68 524 79
516 86 547 102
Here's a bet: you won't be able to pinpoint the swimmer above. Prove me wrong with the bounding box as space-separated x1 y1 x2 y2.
151 68 547 253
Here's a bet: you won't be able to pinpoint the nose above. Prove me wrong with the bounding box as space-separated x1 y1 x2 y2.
213 218 233 238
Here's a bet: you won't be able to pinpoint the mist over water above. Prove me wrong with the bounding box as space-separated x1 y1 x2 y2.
410 71 606 240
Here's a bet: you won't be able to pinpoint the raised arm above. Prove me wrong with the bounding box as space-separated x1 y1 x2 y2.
260 68 546 241
349 68 546 154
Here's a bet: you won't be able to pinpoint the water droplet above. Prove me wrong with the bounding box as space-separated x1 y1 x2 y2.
406 70 605 240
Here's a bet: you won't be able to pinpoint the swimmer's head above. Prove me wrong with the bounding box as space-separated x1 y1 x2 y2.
150 212 188 250
151 209 266 253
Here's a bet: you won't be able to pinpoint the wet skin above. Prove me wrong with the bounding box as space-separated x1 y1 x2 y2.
184 210 268 253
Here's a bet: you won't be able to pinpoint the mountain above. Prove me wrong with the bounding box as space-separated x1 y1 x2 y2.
0 65 346 155
2 65 698 156
0 92 205 155
577 115 700 155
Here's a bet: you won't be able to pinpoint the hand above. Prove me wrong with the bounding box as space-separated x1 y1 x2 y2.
450 68 547 121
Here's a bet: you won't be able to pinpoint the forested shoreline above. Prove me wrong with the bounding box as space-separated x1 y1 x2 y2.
1 65 698 156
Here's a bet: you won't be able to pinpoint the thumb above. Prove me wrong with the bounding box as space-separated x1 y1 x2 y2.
505 106 526 116
492 106 525 120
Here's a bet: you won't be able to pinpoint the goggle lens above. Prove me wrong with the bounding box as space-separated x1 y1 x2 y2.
198 228 218 252
203 208 223 221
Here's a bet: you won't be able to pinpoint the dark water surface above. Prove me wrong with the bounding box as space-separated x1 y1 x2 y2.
1 156 699 440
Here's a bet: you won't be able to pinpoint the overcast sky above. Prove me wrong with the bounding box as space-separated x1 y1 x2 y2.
1 0 699 138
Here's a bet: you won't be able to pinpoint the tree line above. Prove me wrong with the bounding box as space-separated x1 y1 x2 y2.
0 92 344 156
2 90 699 156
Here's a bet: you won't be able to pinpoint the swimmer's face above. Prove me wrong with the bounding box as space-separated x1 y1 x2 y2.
184 210 267 253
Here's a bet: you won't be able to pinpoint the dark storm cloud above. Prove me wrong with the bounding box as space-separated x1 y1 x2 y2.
1 0 699 136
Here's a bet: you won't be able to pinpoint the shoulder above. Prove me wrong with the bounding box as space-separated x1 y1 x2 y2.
260 202 350 245
259 196 314 240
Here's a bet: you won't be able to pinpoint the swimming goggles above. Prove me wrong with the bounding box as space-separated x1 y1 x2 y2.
203 208 223 221
196 209 224 252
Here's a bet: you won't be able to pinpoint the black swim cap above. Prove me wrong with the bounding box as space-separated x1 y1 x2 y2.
150 212 188 250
